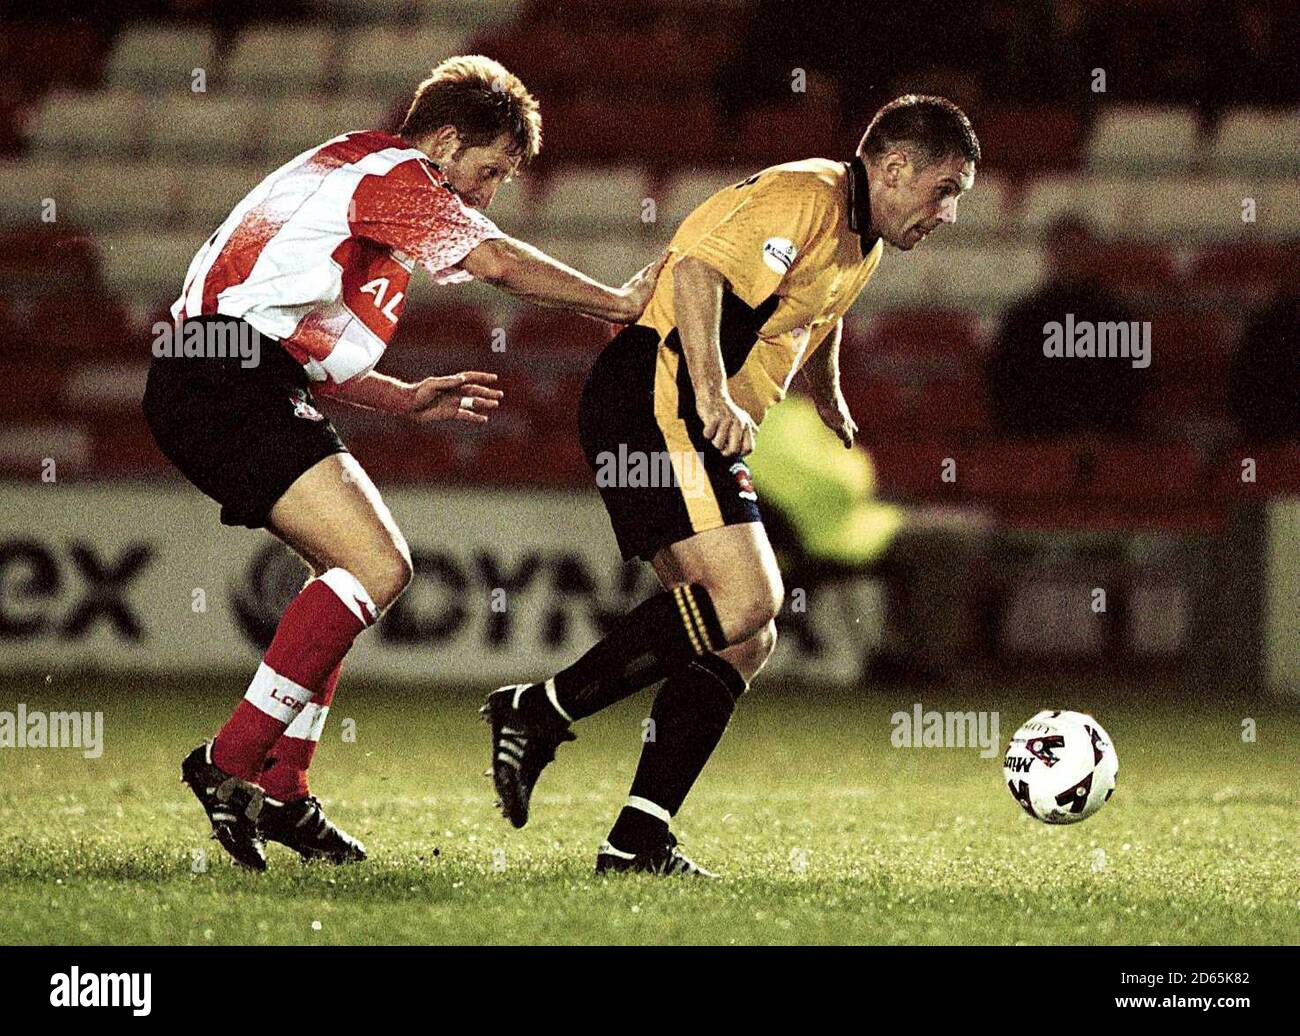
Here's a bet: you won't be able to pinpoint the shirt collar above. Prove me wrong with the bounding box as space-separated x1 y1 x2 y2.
846 155 879 256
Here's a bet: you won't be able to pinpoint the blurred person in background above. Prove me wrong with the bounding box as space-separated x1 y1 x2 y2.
1230 243 1300 443
986 214 1145 438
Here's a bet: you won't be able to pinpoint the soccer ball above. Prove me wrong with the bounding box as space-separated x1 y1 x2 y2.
1003 709 1118 824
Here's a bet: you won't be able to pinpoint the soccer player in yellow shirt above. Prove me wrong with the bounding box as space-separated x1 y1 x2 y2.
484 94 979 875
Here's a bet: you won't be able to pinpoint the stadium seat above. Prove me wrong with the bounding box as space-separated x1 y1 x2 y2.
858 243 1044 312
1078 444 1204 502
1211 108 1300 174
508 308 611 356
657 169 746 229
1135 176 1278 242
149 93 266 159
29 90 147 156
1212 445 1300 499
3 23 106 94
222 26 336 94
946 172 1008 239
869 442 970 501
63 363 150 414
1021 174 1142 238
339 27 472 95
64 162 185 230
733 103 841 167
0 225 101 295
105 26 217 91
99 231 200 297
974 107 1084 174
0 362 65 420
0 160 73 226
0 422 92 478
1088 241 1179 294
1187 242 1298 303
33 295 137 358
1147 312 1232 367
252 97 385 160
91 419 171 476
859 310 985 370
961 441 1079 499
178 164 268 232
1087 107 1201 172
537 166 651 232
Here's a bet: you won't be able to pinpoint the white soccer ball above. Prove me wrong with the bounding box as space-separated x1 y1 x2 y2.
1002 709 1118 824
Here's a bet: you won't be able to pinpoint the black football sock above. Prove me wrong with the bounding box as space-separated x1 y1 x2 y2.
516 584 726 725
606 653 746 854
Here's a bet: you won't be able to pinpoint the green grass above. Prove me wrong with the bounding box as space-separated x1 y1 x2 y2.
0 674 1296 945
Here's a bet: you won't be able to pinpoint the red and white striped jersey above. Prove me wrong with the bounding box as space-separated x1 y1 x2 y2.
171 130 503 388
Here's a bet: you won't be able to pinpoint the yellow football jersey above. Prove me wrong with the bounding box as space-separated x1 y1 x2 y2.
638 156 884 426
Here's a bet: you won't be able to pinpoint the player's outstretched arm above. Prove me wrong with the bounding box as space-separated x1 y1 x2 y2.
800 318 858 448
673 255 758 458
459 236 664 324
318 369 503 424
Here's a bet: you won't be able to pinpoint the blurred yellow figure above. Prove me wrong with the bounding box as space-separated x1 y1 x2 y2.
748 394 904 568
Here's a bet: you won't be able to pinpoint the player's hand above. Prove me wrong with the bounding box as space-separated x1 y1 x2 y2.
698 393 757 457
814 391 858 449
613 252 668 324
402 372 503 424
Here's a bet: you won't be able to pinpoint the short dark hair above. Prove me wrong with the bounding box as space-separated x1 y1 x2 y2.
859 94 980 169
398 55 542 164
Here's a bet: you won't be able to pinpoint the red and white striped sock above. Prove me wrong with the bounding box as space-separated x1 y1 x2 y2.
212 569 376 781
257 660 342 801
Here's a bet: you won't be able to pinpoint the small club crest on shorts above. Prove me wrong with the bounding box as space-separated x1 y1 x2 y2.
730 462 757 501
289 389 324 422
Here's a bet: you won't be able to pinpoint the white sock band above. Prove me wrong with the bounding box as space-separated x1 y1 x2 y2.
544 677 573 723
317 567 378 626
626 795 672 823
282 702 330 742
243 661 314 724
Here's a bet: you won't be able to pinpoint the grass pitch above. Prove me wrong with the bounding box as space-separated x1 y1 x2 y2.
0 674 1296 945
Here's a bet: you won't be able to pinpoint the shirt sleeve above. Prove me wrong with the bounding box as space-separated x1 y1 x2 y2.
348 158 504 285
681 172 831 308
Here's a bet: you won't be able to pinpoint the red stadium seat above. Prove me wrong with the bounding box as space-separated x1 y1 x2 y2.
733 103 844 167
508 309 611 356
1188 243 1299 303
974 107 1085 174
0 225 101 294
1212 444 1300 499
1078 443 1204 502
856 310 985 372
1090 242 1179 295
961 441 1078 499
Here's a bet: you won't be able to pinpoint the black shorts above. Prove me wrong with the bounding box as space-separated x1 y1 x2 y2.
578 325 762 562
142 316 347 528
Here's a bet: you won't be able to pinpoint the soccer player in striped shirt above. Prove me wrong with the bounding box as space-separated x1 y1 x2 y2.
145 56 663 870
484 95 979 875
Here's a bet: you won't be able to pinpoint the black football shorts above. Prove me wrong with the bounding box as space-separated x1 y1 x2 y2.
578 324 762 562
142 316 347 528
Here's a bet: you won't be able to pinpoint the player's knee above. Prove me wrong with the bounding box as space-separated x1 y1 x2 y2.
358 544 412 611
746 619 779 669
730 586 782 643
